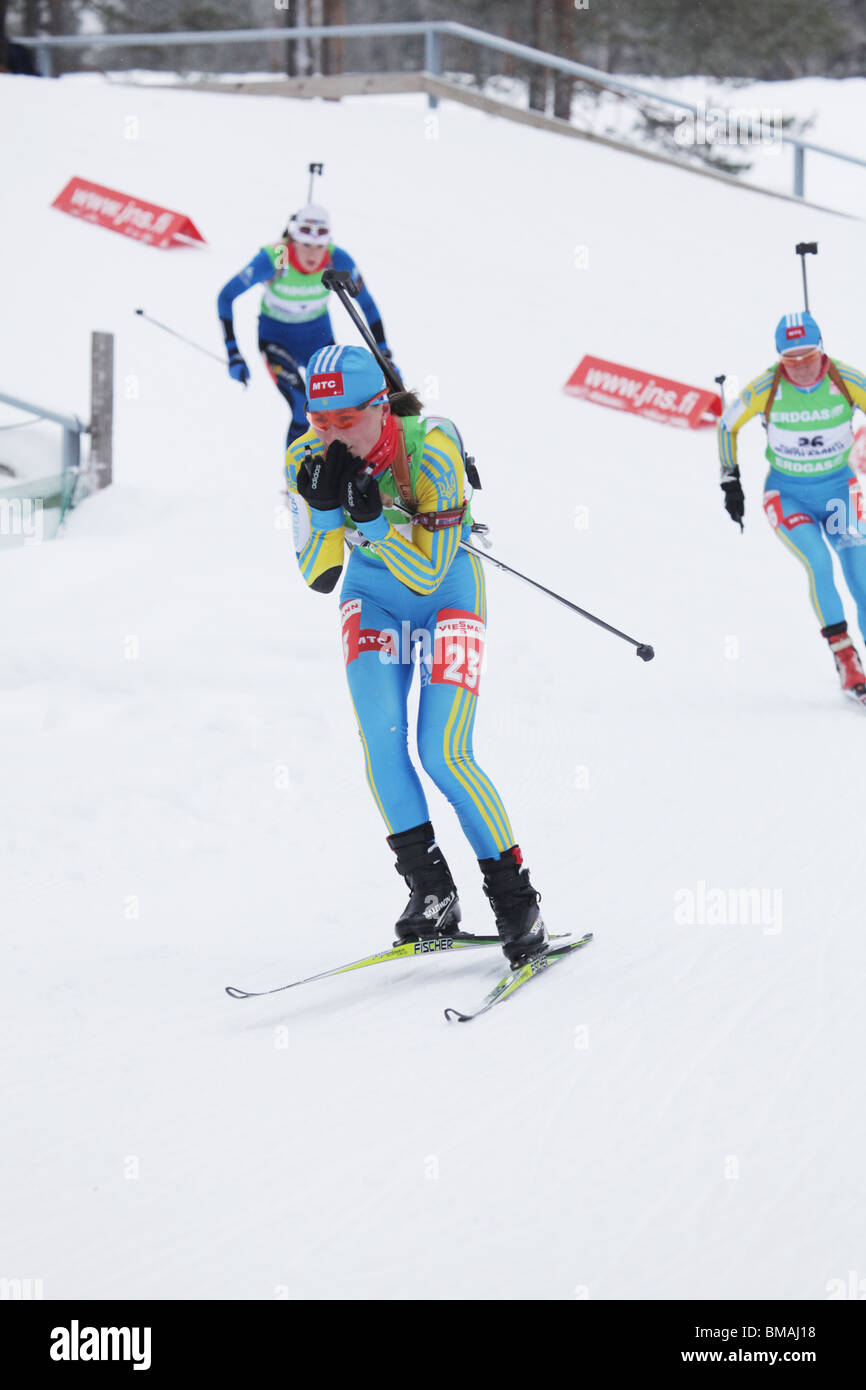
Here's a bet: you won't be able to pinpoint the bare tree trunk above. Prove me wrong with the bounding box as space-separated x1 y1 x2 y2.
553 0 576 122
528 0 548 113
48 0 71 74
319 0 330 77
323 0 345 77
0 0 8 72
504 21 516 79
283 0 297 78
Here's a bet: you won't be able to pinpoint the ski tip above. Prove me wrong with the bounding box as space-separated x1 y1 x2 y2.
225 986 253 999
548 931 594 956
444 1007 469 1023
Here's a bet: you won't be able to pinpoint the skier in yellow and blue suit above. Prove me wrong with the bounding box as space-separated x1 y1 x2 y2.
718 311 866 705
285 344 550 968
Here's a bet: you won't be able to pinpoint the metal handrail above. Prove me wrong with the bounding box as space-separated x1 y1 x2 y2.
0 390 85 473
13 21 866 199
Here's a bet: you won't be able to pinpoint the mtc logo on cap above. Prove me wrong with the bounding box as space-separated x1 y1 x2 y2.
775 311 821 354
308 373 344 398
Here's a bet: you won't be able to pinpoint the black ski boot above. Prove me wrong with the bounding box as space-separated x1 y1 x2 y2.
479 846 549 968
387 821 462 943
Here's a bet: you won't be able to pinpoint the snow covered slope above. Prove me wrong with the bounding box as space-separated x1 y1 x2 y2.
1 74 864 1301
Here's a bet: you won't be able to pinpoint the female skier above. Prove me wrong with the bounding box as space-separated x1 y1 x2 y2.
285 344 549 968
217 204 395 448
718 311 866 705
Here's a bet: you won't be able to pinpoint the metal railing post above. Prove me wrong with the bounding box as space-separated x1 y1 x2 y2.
90 332 114 490
794 144 806 198
0 390 86 501
425 26 441 110
60 423 81 474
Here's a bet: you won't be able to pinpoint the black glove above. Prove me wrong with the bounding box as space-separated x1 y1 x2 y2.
721 468 745 530
226 338 249 385
342 466 383 526
296 441 355 511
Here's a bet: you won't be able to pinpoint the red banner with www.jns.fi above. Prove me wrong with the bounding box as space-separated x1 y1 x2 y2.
52 178 205 249
565 355 721 430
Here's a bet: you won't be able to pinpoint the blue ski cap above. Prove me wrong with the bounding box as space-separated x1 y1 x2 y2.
775 311 822 355
306 345 387 411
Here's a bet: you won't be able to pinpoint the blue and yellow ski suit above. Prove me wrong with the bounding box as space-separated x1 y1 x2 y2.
285 416 516 859
718 357 866 639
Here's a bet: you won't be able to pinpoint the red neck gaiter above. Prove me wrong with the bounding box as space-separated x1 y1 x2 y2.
287 242 330 275
365 413 399 477
781 352 828 389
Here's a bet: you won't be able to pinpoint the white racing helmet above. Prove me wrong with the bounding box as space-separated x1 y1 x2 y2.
286 203 331 246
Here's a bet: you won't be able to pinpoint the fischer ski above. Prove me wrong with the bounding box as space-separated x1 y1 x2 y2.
225 930 572 1001
444 933 593 1023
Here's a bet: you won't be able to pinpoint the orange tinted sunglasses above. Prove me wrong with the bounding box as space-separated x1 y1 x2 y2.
306 390 386 431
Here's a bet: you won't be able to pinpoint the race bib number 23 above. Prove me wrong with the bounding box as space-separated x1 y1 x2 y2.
431 609 485 695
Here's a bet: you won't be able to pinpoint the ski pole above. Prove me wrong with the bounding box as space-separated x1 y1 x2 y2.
134 309 226 366
715 372 744 535
324 273 653 658
307 161 324 201
795 241 818 312
460 534 654 660
321 268 404 391
378 495 654 661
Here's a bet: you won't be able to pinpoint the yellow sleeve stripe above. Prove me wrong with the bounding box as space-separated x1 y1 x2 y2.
374 519 460 593
424 436 463 469
718 371 775 470
423 442 460 478
299 530 326 580
719 424 735 471
468 549 486 623
836 364 866 409
419 460 446 492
